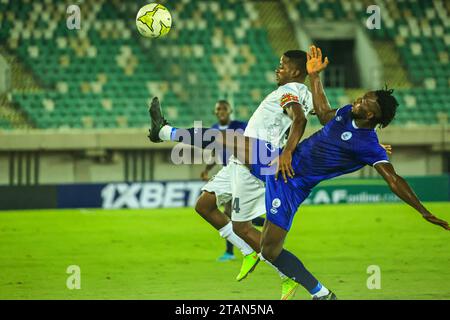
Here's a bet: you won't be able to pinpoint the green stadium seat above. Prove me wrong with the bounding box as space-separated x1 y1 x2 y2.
0 0 448 128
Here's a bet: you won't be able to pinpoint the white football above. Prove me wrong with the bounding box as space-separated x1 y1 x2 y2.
136 3 172 38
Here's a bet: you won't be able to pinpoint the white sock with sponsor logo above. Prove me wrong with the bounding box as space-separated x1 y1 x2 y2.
158 125 174 141
259 253 287 278
218 222 253 256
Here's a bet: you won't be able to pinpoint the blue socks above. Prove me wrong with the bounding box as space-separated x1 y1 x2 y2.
272 249 320 294
171 127 220 150
310 282 323 295
226 240 234 255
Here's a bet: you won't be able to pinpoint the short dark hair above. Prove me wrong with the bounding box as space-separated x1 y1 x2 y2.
215 99 231 111
283 50 308 78
374 87 399 128
216 99 230 106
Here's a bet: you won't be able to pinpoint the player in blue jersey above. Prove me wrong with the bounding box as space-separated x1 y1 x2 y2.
147 46 448 299
199 100 264 262
200 100 247 184
249 45 449 299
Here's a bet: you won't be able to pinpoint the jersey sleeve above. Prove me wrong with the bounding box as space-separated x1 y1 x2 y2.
335 104 352 117
278 83 313 115
279 84 300 109
355 142 390 167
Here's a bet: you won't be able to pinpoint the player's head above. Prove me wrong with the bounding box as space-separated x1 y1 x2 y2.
276 50 308 86
214 99 232 125
351 87 399 128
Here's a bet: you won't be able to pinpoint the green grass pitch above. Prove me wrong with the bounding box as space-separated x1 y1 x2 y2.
0 203 449 300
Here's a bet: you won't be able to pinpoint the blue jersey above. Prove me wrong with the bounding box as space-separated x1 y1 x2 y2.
292 104 389 189
256 105 389 231
212 120 247 132
212 120 247 165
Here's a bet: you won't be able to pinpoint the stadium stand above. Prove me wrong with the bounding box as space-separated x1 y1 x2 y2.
2 0 172 129
0 0 448 129
0 0 282 129
289 0 450 125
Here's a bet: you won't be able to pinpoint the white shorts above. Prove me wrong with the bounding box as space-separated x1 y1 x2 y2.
229 161 266 222
201 161 266 222
201 165 233 207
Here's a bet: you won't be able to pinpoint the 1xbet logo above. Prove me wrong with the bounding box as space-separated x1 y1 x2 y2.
101 182 204 209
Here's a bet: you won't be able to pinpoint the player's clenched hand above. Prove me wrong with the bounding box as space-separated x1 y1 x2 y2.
306 45 329 75
422 212 450 230
380 144 392 155
270 150 295 183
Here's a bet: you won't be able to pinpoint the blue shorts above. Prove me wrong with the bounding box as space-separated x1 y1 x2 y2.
264 174 312 231
250 138 312 231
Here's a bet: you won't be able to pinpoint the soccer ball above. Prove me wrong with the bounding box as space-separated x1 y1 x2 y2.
136 3 172 38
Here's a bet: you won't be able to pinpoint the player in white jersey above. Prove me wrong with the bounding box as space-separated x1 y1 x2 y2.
228 51 313 264
244 82 313 148
148 50 313 292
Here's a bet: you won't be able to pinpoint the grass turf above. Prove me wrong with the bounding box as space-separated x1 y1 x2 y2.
0 203 449 300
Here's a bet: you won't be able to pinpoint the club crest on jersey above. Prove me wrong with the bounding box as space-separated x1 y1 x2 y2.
272 198 281 208
341 131 352 141
336 116 342 121
280 93 299 108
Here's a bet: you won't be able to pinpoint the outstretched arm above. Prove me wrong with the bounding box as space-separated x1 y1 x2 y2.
375 162 449 230
306 45 337 125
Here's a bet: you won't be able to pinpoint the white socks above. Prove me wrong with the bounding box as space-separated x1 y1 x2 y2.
158 125 174 141
218 222 254 256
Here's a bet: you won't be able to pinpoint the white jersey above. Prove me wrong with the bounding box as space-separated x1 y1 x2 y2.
244 82 313 148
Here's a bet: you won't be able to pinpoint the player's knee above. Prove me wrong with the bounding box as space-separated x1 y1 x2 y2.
195 194 216 216
194 201 213 216
260 245 278 262
194 201 204 215
260 239 282 262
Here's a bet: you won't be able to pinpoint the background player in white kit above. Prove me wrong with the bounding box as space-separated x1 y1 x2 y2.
148 50 314 290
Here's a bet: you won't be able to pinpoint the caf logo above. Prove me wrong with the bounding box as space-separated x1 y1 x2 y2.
341 131 352 141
